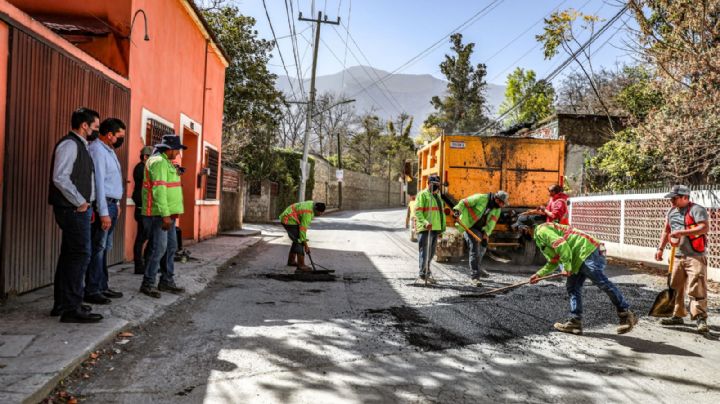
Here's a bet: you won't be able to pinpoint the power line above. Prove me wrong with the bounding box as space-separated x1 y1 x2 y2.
285 0 307 97
346 0 506 100
473 4 629 135
331 25 405 114
262 0 298 100
340 0 351 91
488 0 593 84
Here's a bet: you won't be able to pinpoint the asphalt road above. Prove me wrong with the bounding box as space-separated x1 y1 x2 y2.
60 209 720 403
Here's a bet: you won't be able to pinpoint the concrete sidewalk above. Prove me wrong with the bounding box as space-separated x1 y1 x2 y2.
0 235 262 404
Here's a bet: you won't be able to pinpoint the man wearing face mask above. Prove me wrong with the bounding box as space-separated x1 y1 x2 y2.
140 135 187 298
48 107 102 323
84 118 126 305
414 175 446 284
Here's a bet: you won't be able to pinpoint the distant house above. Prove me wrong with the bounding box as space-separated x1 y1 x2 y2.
0 0 228 296
523 113 626 194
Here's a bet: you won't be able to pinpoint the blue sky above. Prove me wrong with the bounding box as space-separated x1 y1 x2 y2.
228 0 637 86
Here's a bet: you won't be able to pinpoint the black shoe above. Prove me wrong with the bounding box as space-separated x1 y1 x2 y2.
60 309 103 323
103 289 124 299
84 294 112 305
140 285 162 298
158 283 185 294
50 304 92 317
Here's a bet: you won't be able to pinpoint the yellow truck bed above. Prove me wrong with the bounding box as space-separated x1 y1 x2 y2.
417 134 566 264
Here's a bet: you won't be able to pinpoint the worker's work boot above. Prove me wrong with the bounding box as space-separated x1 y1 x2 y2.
287 252 297 267
616 310 638 334
476 268 490 278
697 318 709 334
469 278 483 287
660 316 684 326
426 275 437 285
553 318 583 335
296 255 311 272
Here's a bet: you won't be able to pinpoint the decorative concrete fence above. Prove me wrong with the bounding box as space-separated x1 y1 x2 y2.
569 189 720 281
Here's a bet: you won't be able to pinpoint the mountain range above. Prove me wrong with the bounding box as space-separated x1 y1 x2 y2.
276 65 506 136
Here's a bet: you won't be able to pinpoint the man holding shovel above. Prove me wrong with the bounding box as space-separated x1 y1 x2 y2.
415 175 446 284
280 201 326 272
516 218 637 335
655 185 709 333
452 191 508 287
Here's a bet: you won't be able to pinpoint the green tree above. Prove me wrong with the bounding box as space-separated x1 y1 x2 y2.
347 115 384 175
425 33 492 134
202 3 284 179
498 68 555 126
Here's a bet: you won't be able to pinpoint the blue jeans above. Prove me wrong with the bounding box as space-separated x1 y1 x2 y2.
85 202 118 296
142 216 177 287
418 231 439 277
52 206 93 314
566 248 630 320
464 231 487 280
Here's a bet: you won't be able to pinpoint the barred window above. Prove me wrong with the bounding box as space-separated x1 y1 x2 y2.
145 118 174 146
204 147 219 200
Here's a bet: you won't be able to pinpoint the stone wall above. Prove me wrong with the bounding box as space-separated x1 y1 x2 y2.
312 154 403 210
244 180 274 223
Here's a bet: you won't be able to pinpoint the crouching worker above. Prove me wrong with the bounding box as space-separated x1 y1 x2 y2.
514 217 637 335
415 175 446 284
280 201 326 272
453 191 508 287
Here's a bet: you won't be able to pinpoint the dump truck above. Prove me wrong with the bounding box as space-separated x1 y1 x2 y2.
417 134 566 265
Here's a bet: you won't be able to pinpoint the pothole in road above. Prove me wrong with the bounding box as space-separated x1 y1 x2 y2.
263 273 336 282
365 306 473 352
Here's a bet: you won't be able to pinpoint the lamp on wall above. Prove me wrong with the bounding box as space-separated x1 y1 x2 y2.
130 9 150 41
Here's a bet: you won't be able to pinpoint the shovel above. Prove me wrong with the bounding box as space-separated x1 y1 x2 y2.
305 250 335 274
649 245 676 317
460 273 564 298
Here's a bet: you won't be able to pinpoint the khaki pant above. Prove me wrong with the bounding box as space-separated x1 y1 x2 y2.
670 255 708 319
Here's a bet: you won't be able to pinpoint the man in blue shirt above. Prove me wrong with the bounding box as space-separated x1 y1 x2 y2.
84 118 126 305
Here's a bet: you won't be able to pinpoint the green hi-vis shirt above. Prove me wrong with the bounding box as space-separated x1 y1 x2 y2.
142 153 184 217
279 201 315 242
453 193 501 236
534 223 601 277
414 189 446 233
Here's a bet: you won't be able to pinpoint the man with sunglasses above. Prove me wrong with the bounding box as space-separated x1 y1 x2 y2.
655 185 710 333
84 118 126 305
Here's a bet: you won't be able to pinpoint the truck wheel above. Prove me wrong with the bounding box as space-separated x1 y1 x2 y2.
512 237 539 266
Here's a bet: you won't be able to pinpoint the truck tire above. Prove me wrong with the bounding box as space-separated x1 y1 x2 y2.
512 237 540 266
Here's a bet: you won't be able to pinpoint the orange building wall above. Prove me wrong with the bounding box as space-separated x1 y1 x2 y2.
0 22 9 224
123 0 226 258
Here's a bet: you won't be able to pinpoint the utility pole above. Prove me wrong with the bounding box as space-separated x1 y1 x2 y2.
337 130 342 209
297 11 340 202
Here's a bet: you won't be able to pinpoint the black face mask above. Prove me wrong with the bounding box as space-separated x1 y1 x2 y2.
430 183 440 193
113 137 125 149
87 130 100 141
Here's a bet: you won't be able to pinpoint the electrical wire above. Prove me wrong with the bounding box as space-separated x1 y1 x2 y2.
262 0 299 101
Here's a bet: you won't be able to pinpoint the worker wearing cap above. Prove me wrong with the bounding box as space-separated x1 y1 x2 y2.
452 191 508 287
655 185 710 333
414 175 446 283
140 135 186 298
280 201 326 272
132 145 155 274
514 217 637 335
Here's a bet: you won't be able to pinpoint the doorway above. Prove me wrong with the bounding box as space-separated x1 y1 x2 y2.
180 127 199 242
